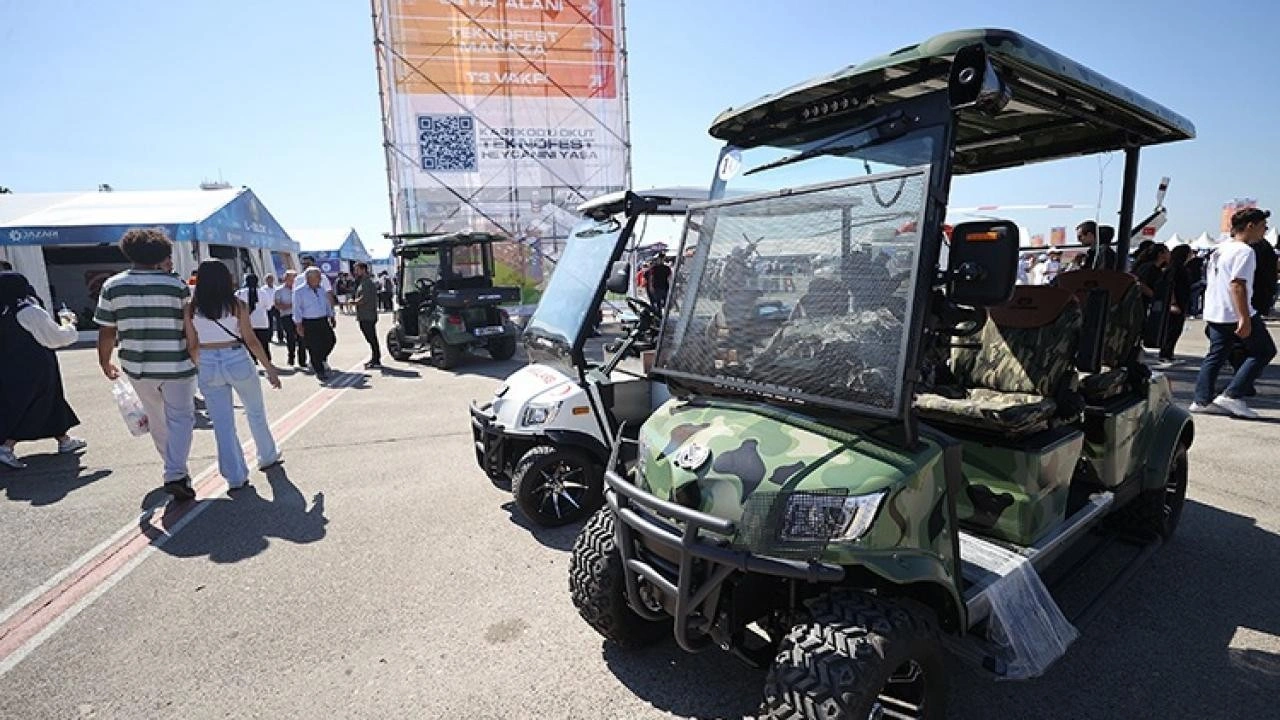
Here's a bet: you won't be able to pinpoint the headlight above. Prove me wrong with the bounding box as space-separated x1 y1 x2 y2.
520 402 560 427
778 491 886 542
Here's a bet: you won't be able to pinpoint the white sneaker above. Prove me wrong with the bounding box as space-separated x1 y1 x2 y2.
1212 394 1259 419
258 452 284 471
1188 401 1223 414
57 436 88 453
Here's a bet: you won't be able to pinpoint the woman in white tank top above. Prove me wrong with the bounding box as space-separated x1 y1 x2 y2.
183 261 282 490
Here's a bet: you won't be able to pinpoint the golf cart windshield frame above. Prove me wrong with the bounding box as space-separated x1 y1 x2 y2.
394 237 497 298
524 191 699 376
524 213 640 374
650 90 957 441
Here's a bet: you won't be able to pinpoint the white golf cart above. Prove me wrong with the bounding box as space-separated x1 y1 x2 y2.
469 188 703 526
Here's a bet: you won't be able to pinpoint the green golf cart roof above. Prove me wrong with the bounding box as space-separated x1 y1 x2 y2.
709 29 1196 174
394 230 508 253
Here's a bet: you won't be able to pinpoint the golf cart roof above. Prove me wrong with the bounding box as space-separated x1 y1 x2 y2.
576 187 708 220
709 29 1196 174
393 230 508 252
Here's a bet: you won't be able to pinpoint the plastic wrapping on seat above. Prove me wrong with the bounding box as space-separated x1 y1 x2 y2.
960 534 1078 680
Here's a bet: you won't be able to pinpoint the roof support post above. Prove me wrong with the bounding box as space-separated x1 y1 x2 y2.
1115 146 1140 267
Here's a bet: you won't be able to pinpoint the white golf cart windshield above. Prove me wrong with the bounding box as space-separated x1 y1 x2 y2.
524 217 622 360
657 166 932 417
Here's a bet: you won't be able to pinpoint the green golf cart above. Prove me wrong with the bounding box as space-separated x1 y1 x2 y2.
386 231 521 370
569 29 1195 718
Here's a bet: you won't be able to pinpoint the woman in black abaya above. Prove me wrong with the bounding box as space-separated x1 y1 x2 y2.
0 272 85 469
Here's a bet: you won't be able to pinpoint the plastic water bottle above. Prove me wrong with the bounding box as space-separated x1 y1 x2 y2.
57 302 76 327
112 379 150 436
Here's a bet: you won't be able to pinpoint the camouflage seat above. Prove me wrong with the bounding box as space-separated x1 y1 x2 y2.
1056 269 1143 403
916 286 1082 437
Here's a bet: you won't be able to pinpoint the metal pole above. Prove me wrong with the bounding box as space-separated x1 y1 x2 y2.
620 0 633 190
1115 146 1140 267
370 0 400 236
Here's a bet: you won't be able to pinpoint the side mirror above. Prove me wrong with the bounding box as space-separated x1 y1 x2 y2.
605 260 631 295
947 220 1019 306
948 44 1011 114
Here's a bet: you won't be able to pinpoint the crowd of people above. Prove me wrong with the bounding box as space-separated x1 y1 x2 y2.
0 212 1276 490
0 231 395 492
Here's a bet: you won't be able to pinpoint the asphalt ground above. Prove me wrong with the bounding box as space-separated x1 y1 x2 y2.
0 313 1277 719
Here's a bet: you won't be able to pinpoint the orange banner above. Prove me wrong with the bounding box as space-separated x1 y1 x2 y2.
391 0 617 97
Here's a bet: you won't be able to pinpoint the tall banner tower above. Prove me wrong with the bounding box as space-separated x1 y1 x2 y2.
372 0 631 302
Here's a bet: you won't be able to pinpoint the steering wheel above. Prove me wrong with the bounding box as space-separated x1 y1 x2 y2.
626 295 654 318
415 277 436 296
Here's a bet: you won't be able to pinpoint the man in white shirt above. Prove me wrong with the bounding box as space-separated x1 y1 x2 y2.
1031 250 1063 285
1191 207 1277 418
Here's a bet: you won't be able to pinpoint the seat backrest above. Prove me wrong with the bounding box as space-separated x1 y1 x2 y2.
796 277 849 318
952 286 1082 397
1055 269 1142 367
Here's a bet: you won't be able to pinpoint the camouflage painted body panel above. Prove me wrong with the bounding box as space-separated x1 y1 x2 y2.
954 431 1083 545
1083 399 1147 488
633 399 957 581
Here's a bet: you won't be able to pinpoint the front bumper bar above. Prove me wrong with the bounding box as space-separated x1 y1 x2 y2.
605 469 844 653
469 401 508 479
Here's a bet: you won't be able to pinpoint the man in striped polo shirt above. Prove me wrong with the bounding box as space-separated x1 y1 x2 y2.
95 228 198 501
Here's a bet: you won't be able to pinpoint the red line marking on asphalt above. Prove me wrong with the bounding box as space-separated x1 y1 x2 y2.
0 366 364 670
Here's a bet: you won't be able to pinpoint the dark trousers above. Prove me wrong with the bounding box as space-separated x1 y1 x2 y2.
359 318 380 364
301 318 336 376
1159 312 1186 360
378 292 393 312
278 315 302 365
1194 317 1277 403
269 308 284 343
253 328 272 364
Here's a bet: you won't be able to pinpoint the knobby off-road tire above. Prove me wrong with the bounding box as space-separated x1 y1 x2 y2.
569 508 668 648
386 329 411 362
761 590 947 720
429 333 463 370
511 446 602 526
1115 442 1188 541
488 336 518 361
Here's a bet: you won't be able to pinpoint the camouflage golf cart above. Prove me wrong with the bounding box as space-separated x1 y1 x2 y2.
386 231 520 370
569 29 1196 718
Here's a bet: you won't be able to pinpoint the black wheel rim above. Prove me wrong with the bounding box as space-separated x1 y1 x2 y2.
871 659 927 720
529 459 590 521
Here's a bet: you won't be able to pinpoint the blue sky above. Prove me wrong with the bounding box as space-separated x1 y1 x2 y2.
2 0 1277 256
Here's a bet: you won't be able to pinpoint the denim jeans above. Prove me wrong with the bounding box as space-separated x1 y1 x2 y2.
132 376 196 483
1194 316 1277 404
197 347 278 485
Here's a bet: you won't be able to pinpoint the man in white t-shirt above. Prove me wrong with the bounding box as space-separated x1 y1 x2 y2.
1191 207 1277 418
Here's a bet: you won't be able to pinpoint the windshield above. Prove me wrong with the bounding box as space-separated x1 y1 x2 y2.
714 126 940 201
401 249 441 290
657 169 931 417
525 218 623 368
450 243 487 280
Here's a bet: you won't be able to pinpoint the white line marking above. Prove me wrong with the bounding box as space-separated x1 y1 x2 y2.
0 365 365 677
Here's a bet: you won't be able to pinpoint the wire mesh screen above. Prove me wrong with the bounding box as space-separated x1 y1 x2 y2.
733 489 850 561
657 170 929 416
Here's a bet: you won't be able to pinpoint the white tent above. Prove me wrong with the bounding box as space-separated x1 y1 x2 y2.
1190 232 1217 250
1162 232 1185 247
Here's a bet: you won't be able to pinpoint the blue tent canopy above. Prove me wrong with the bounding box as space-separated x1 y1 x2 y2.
0 188 297 252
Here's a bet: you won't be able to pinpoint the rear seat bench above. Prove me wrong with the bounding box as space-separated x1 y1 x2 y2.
1054 269 1144 404
915 286 1083 438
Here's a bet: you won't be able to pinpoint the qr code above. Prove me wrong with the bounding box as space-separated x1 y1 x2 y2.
418 114 477 172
